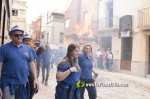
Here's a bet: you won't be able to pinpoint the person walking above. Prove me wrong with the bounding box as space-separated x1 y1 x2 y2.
55 44 81 99
106 48 111 69
78 45 98 99
96 49 101 69
108 51 113 72
22 34 38 99
0 25 38 99
50 49 55 69
42 44 53 86
103 51 108 71
36 47 45 78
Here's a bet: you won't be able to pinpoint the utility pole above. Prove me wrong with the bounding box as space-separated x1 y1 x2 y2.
47 32 49 43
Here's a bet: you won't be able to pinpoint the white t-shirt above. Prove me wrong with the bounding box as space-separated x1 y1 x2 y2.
96 51 101 57
108 54 113 59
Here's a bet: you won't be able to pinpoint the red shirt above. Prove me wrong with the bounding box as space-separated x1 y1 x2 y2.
103 53 108 60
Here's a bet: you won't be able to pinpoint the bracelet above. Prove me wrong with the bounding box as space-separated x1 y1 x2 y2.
69 68 71 73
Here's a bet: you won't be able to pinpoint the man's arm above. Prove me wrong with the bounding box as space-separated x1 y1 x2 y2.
29 61 37 80
34 59 37 69
32 48 37 69
0 62 2 78
49 56 52 63
29 61 39 89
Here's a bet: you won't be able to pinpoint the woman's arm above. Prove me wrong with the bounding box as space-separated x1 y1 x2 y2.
92 68 98 77
56 70 71 81
56 67 77 81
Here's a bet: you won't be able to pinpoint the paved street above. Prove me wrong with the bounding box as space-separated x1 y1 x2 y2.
33 66 150 99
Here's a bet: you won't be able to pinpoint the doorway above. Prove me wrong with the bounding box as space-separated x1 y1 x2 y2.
102 36 112 51
120 37 132 70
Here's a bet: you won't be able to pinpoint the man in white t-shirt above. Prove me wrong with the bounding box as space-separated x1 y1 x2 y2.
96 49 101 69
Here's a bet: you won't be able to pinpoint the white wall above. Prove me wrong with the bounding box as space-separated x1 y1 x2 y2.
98 0 108 19
114 0 142 32
53 21 64 44
132 33 141 61
66 0 72 10
142 0 150 9
45 13 64 49
41 13 47 32
98 0 142 32
12 1 27 32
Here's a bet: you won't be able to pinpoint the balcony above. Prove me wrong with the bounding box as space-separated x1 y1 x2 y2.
137 7 150 30
96 16 119 32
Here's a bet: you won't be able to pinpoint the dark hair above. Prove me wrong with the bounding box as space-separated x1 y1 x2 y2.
58 44 80 68
36 47 45 55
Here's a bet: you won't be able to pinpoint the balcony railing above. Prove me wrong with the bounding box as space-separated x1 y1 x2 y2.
98 16 119 30
137 7 150 30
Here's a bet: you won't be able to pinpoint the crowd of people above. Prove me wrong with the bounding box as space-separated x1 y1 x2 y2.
95 48 113 72
0 25 114 99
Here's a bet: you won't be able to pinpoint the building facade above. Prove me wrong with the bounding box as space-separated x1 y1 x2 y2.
64 0 98 51
65 0 150 78
12 0 27 33
96 0 137 75
39 13 48 46
0 0 12 45
137 0 150 78
96 0 150 78
32 16 42 46
45 12 64 49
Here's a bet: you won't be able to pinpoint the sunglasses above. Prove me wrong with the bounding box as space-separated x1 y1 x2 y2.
12 34 23 37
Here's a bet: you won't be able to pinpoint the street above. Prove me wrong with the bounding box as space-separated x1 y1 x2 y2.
33 66 150 99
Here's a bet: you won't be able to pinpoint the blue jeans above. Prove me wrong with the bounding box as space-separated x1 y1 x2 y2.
61 86 77 99
42 64 50 81
80 78 97 99
3 86 22 99
103 60 107 70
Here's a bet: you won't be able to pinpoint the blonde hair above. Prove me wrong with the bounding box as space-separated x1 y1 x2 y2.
82 45 92 53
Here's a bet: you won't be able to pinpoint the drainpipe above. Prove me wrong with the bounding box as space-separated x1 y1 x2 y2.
97 0 100 30
2 8 6 45
0 0 2 24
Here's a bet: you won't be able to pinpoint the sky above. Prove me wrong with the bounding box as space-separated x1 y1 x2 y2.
20 0 66 23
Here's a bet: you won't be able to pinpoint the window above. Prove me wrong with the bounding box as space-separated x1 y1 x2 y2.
83 11 88 21
55 15 58 20
65 19 70 28
60 32 63 43
41 34 44 39
12 10 18 16
58 16 61 20
107 2 113 27
55 16 62 20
